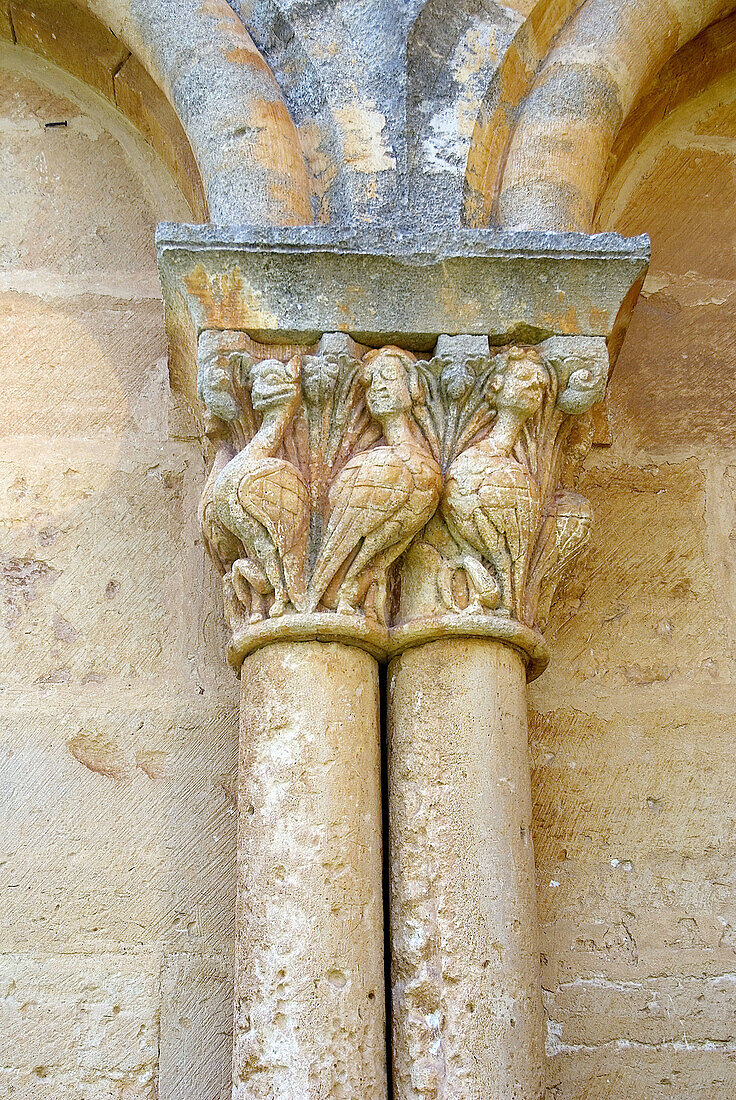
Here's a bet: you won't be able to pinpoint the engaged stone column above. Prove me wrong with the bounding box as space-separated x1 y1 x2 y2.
389 639 540 1098
236 641 384 1099
195 332 434 1099
387 335 610 1100
157 224 649 1100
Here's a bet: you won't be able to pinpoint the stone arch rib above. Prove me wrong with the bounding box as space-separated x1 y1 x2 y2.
81 0 313 225
495 0 736 231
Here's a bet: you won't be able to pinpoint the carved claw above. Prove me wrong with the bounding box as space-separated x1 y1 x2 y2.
269 595 288 618
437 559 456 610
460 554 500 612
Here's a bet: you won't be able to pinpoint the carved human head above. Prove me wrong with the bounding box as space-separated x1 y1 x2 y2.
496 346 546 417
197 330 252 422
361 346 419 420
249 354 301 412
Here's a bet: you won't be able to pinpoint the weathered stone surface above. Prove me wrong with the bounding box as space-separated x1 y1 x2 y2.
235 641 386 1099
159 952 233 1100
538 460 733 690
10 0 129 102
0 53 235 1100
0 2 11 39
157 223 649 374
0 952 159 1097
0 53 189 277
389 639 543 1100
596 68 736 452
1 694 237 951
113 54 207 222
546 1047 736 1099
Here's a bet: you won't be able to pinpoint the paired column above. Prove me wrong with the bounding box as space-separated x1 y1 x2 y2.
157 224 649 1100
235 641 385 1100
389 640 542 1099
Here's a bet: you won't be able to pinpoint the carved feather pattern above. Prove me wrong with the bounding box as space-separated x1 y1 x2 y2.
309 444 441 609
196 332 607 633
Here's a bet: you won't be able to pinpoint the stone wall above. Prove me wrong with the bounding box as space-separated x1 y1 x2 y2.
0 45 236 1099
530 61 736 1099
1 10 736 1100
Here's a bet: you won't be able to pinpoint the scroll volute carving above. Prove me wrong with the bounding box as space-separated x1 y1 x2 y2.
198 331 441 635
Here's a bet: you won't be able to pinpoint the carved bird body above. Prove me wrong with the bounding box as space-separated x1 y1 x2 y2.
307 347 442 623
440 347 547 619
442 446 540 618
309 442 441 620
213 358 309 619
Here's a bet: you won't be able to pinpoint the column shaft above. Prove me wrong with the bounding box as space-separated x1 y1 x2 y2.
235 640 387 1100
388 639 543 1100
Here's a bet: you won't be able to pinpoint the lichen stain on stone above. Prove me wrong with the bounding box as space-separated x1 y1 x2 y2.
540 306 580 334
439 284 481 322
184 264 278 330
588 305 610 330
198 0 241 26
333 101 396 174
243 98 314 221
298 121 339 225
454 25 499 86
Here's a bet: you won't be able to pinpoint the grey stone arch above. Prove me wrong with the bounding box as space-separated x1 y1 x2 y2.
36 0 314 224
407 0 530 228
234 0 412 225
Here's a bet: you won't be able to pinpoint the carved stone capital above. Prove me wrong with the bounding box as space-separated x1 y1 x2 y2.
158 225 650 676
198 328 608 677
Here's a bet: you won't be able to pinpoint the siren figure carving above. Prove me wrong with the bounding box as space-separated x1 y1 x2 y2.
196 329 607 655
208 353 309 621
307 347 442 625
440 346 546 619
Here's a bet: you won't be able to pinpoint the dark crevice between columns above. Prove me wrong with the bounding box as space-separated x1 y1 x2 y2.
379 661 394 1100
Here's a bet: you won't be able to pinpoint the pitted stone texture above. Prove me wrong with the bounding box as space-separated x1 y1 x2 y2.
0 951 160 1098
388 639 543 1100
235 641 387 1100
0 55 236 1100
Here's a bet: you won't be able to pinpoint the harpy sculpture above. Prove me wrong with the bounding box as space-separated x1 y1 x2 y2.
198 329 608 670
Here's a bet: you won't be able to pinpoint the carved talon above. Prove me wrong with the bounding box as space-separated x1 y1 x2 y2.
336 598 360 617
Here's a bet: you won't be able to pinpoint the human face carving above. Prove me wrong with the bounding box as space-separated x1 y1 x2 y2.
366 353 412 419
500 352 545 417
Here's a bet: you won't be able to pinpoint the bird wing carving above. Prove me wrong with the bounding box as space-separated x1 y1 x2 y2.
310 448 415 599
238 459 309 552
237 458 309 601
198 445 242 573
477 467 540 560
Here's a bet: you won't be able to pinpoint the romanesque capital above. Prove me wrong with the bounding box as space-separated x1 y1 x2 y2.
157 225 650 676
197 327 608 676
